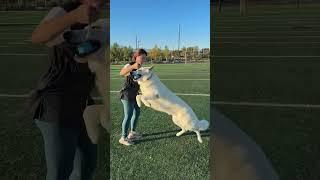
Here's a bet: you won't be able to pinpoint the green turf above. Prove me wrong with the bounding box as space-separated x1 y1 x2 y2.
1 3 320 180
110 63 210 179
110 94 210 179
0 11 211 178
212 3 320 180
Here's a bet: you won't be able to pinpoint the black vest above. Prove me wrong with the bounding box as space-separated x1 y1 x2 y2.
29 2 95 129
119 62 140 102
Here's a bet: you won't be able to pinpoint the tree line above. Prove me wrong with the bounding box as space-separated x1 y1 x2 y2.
111 43 210 64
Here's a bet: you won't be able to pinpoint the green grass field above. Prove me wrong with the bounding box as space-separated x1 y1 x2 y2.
1 3 320 180
212 3 320 180
0 10 111 180
0 10 210 179
110 64 210 179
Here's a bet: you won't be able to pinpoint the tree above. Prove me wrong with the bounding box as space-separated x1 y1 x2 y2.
149 45 160 63
162 46 170 61
110 43 121 63
122 46 133 62
181 47 187 63
193 46 199 61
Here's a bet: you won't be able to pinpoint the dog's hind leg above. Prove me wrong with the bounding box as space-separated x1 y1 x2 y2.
195 131 203 143
176 129 187 137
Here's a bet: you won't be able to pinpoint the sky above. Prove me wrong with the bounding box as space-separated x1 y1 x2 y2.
110 0 210 50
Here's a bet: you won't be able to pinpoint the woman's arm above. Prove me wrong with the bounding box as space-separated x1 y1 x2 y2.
31 5 90 44
120 63 140 76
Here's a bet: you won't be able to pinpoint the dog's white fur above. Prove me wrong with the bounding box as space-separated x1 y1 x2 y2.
74 19 109 144
135 66 209 143
212 109 279 180
44 7 109 144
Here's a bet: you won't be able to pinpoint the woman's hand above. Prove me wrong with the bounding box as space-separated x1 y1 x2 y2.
31 3 98 45
120 63 141 76
131 62 141 70
72 4 91 24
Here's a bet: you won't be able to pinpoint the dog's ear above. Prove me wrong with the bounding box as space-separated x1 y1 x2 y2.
149 65 155 70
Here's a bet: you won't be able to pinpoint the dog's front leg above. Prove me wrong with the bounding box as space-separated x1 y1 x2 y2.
140 95 151 107
143 94 159 101
83 105 101 144
136 95 143 107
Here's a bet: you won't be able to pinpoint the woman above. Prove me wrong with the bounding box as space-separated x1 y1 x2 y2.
119 49 147 146
29 0 103 179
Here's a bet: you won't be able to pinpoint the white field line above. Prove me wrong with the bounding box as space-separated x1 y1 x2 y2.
0 53 46 56
214 18 320 22
213 55 320 58
217 25 320 28
2 93 320 108
0 92 210 98
0 37 30 40
111 78 209 81
0 32 31 35
216 15 320 19
215 31 320 34
110 91 210 96
216 36 320 39
215 41 320 44
7 42 29 45
212 101 320 108
0 53 319 58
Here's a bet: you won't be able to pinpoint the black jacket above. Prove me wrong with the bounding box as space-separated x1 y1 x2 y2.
29 2 95 129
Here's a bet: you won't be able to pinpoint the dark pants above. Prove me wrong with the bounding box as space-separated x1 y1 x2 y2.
35 119 97 180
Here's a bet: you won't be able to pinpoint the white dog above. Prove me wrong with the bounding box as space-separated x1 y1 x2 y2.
75 18 110 144
135 66 209 143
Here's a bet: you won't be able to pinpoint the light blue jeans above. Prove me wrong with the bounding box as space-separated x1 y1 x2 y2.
35 119 97 180
121 99 141 138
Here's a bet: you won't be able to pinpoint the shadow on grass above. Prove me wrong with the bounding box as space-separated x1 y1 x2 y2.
134 129 211 144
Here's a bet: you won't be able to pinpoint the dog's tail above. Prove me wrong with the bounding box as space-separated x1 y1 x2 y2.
197 120 209 131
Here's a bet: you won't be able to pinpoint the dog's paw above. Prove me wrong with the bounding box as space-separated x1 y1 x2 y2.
144 102 151 107
176 130 186 137
137 100 142 107
197 137 203 143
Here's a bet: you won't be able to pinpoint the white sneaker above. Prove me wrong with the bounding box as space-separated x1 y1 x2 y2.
119 137 134 146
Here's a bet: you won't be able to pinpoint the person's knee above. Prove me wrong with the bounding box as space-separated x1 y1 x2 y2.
122 115 130 125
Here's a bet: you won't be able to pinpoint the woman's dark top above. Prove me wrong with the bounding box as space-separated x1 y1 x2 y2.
119 62 140 102
29 2 95 130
